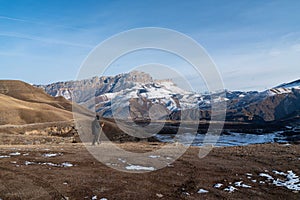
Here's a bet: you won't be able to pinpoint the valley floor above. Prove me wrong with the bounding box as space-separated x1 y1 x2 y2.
0 142 299 200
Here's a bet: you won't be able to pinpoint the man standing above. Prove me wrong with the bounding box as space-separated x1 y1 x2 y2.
92 115 101 145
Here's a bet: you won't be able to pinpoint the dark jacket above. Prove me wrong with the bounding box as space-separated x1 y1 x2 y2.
91 118 101 135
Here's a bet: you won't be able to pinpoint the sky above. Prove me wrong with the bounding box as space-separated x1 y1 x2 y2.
0 0 300 91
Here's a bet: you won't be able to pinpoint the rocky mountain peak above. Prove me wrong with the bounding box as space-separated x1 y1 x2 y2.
122 70 153 83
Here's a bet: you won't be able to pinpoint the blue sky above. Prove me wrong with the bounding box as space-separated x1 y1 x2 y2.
0 0 300 91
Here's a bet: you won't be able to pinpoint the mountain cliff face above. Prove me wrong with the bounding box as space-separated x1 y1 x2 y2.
35 71 153 103
37 72 300 125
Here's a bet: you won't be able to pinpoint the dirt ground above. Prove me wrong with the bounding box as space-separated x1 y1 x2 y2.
0 142 299 200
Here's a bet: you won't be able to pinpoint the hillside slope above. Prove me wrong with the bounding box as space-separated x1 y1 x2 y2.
0 80 77 125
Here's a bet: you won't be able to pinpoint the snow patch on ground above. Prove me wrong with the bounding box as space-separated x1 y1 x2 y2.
259 170 300 191
0 155 10 158
149 155 160 158
43 153 62 158
273 170 287 176
9 152 21 156
234 181 252 188
182 192 190 196
197 189 209 193
61 162 73 167
214 183 223 188
25 161 74 168
259 181 265 184
224 186 237 193
259 173 273 180
106 163 118 166
156 193 163 198
125 165 155 171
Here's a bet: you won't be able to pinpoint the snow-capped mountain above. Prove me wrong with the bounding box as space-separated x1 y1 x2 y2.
224 79 300 122
275 79 300 90
95 80 204 120
36 73 300 124
36 71 153 103
259 79 300 96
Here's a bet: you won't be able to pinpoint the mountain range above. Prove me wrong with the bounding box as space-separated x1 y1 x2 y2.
36 71 300 128
1 71 299 140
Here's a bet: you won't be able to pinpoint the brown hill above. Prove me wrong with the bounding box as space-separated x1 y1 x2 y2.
0 80 88 125
0 80 151 144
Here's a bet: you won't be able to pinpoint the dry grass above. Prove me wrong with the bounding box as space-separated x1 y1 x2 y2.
0 80 92 126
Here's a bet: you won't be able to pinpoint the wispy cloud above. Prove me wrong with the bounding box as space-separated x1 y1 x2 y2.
0 15 30 23
0 31 93 48
0 15 89 32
